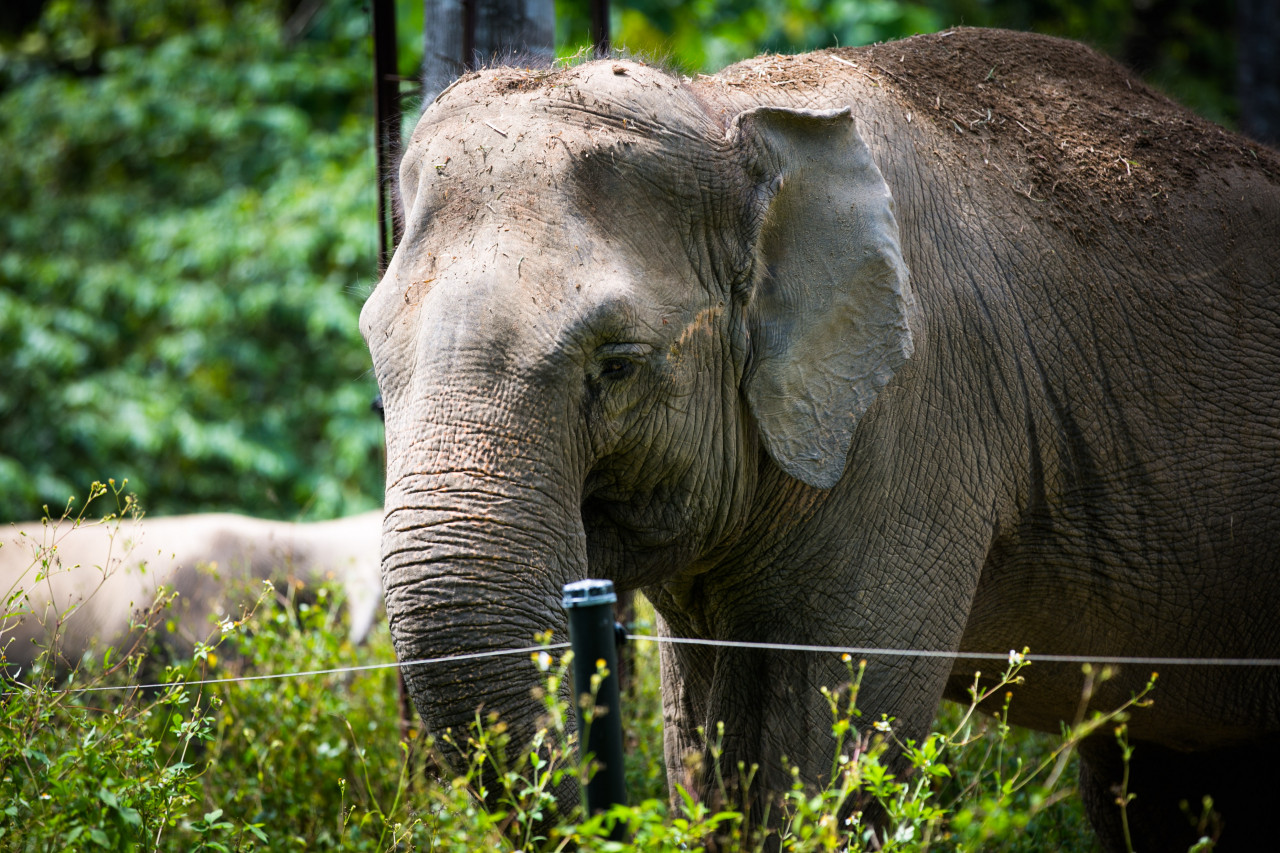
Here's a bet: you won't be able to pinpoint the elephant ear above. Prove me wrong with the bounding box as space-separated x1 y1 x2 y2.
730 106 916 489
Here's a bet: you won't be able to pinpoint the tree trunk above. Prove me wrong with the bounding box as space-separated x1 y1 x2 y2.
421 0 555 103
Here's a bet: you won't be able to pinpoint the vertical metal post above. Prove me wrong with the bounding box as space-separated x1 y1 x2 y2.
461 0 478 70
372 0 402 276
561 579 627 833
590 0 610 57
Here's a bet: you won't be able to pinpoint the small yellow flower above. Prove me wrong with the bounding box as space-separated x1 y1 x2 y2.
841 653 852 662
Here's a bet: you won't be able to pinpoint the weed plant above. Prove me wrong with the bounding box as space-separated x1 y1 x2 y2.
2 490 1194 851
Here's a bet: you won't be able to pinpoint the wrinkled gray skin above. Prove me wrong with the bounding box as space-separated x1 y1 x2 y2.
1 512 383 672
362 29 1280 850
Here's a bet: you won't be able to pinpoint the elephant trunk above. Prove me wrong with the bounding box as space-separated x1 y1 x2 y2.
380 462 587 786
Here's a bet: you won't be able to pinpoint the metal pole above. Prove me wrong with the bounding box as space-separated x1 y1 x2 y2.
461 0 477 70
590 0 610 57
371 0 402 276
561 579 627 834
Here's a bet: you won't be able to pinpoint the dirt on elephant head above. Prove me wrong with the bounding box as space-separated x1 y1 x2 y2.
715 28 1280 231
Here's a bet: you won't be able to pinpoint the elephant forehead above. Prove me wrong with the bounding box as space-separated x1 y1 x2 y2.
363 176 715 369
419 59 713 148
404 62 733 221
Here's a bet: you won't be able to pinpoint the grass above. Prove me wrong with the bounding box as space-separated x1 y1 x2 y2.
0 489 1187 851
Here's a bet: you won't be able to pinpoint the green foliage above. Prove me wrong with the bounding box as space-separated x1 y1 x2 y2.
3 494 1194 851
2 491 421 850
422 640 1150 851
3 491 1196 851
0 675 220 851
200 591 409 847
1 491 234 850
0 0 382 521
557 0 941 70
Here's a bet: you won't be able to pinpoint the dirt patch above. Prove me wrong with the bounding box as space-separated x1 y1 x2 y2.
853 29 1278 219
714 29 1279 228
488 66 561 94
449 64 559 97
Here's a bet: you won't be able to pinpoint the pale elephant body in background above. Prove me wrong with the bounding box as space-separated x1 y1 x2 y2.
1 511 383 672
361 28 1280 851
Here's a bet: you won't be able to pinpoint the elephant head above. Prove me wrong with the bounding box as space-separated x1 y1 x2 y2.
360 60 915 791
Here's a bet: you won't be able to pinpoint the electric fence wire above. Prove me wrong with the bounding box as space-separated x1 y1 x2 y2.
7 633 1280 696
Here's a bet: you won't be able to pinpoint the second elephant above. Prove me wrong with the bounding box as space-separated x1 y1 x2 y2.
1 510 383 673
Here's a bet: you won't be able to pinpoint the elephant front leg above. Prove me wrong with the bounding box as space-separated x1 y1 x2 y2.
655 611 716 803
656 622 951 816
654 614 781 821
652 584 968 836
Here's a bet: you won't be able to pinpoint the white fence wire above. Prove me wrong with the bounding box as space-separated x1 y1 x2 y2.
7 633 1280 696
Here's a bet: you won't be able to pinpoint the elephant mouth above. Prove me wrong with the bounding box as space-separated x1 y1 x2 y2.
581 495 683 551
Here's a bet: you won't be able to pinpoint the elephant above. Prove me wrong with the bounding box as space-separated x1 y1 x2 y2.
1 510 384 674
360 27 1280 851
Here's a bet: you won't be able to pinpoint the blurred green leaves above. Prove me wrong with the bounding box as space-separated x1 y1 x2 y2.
557 0 941 71
0 0 382 521
615 0 941 72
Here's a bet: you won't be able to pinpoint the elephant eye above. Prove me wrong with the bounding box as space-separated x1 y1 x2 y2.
599 358 635 381
592 343 650 384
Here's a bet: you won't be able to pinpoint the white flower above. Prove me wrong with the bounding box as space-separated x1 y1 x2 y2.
535 651 553 672
218 617 236 635
873 717 892 734
1008 649 1026 665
